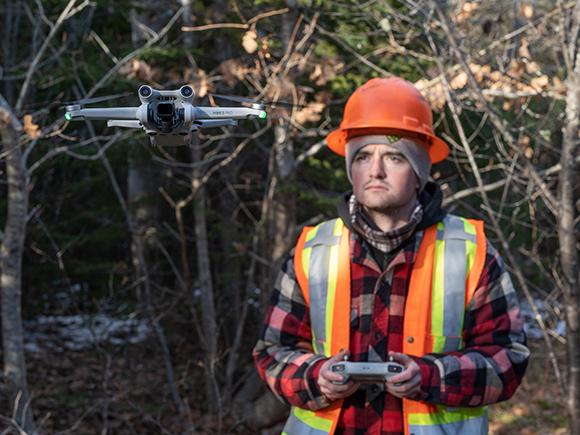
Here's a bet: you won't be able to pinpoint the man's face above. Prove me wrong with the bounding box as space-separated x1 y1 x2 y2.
350 143 419 216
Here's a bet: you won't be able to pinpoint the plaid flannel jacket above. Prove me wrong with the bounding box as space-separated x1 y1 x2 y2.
253 225 529 435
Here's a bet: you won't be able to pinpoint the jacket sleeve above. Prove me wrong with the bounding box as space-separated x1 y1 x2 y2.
413 241 530 407
253 251 329 410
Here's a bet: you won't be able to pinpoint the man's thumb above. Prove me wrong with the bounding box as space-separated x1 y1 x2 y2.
332 349 351 362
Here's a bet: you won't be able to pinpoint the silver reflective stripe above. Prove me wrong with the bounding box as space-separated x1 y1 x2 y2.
442 215 477 243
282 408 329 435
408 412 488 435
439 216 473 342
309 240 331 343
442 336 462 352
441 237 467 338
306 220 340 346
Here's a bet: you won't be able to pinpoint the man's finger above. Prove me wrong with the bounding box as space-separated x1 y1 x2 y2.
320 349 352 384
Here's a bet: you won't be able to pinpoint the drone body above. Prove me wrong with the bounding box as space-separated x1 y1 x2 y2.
65 85 267 146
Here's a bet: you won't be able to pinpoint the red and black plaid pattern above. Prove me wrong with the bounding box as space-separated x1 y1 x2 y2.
254 227 529 434
335 235 417 434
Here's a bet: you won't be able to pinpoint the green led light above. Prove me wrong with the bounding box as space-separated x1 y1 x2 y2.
65 113 72 120
259 111 266 119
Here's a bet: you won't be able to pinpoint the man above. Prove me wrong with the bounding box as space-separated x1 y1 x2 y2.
254 77 529 435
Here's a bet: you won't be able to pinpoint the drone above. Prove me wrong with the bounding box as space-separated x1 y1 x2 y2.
64 85 267 146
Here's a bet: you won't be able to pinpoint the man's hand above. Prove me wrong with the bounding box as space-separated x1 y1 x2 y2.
385 351 422 399
318 349 361 401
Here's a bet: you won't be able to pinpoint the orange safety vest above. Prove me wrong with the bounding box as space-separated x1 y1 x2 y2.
282 215 488 435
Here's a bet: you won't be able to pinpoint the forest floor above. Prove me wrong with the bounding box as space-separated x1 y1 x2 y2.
0 335 568 434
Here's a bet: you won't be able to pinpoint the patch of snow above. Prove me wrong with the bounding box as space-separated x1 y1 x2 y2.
24 314 152 353
519 297 565 340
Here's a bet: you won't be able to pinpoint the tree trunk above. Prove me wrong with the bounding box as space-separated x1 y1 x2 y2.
191 136 220 416
560 54 580 435
268 122 297 285
0 96 36 434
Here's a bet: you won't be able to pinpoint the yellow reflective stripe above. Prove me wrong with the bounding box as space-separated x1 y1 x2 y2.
463 219 477 285
408 405 487 425
326 244 339 357
332 218 344 236
463 218 477 235
293 406 333 432
431 238 446 342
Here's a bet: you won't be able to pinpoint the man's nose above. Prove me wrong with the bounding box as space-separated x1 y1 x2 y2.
369 156 386 178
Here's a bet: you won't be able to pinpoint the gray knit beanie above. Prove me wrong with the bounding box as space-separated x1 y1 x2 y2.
345 135 431 192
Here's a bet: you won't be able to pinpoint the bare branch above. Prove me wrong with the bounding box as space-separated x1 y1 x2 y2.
426 5 567 401
16 0 84 114
86 6 185 99
181 7 289 32
430 1 560 216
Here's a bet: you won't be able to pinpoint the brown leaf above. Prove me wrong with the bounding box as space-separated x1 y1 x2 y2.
309 65 323 82
450 71 468 90
264 77 294 101
490 70 503 82
519 4 534 18
24 115 41 139
520 135 531 147
120 59 162 84
456 1 477 24
309 58 337 86
415 80 446 112
518 36 531 60
525 61 541 75
295 102 325 125
314 90 333 103
242 30 258 54
468 63 491 83
530 75 549 92
507 59 525 79
185 68 211 98
218 59 248 85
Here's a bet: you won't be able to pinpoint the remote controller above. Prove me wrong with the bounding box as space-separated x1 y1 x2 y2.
330 361 405 385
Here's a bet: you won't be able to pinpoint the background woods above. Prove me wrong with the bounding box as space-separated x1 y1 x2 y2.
0 0 578 434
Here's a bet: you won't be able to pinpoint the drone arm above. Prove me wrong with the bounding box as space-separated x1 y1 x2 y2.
108 120 142 129
194 107 265 120
65 107 139 121
193 119 238 129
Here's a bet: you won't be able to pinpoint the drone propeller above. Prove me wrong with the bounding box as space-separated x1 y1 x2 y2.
208 93 309 110
65 92 133 107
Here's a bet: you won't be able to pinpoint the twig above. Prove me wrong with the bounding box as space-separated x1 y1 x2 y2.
16 0 90 114
309 18 393 78
85 6 185 99
89 30 119 64
181 7 289 32
442 154 580 206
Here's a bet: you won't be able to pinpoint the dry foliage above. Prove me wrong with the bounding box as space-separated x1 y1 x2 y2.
23 114 41 139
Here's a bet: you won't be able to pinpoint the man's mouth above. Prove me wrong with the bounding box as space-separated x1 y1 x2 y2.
365 183 389 190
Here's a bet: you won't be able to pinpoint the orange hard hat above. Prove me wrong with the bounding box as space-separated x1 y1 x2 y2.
326 77 449 163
